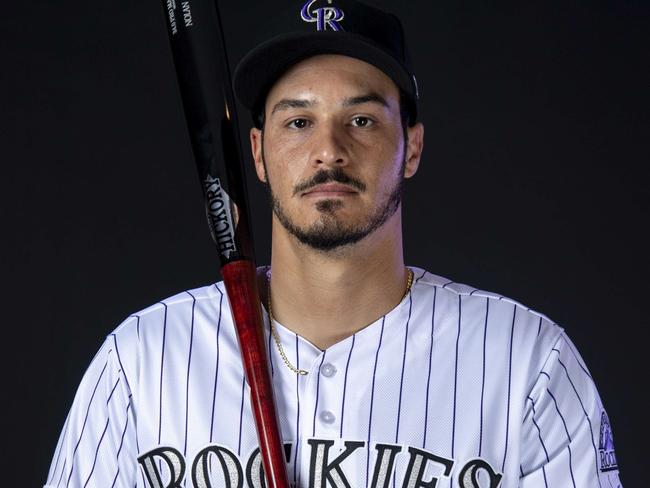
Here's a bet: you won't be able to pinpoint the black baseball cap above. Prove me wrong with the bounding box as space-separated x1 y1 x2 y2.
232 0 419 127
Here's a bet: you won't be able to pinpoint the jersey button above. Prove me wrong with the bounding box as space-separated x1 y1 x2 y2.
321 363 337 377
319 410 336 424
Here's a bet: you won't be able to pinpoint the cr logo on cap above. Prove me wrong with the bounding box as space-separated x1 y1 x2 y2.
301 0 345 31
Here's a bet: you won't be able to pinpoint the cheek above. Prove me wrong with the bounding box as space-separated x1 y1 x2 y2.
369 148 405 193
373 173 399 198
265 127 297 162
263 143 302 196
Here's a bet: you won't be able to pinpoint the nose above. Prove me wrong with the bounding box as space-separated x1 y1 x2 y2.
311 122 348 167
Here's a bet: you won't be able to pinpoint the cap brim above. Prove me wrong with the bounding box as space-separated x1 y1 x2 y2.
233 30 415 115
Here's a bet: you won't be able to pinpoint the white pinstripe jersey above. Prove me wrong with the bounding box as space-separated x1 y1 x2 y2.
45 267 622 488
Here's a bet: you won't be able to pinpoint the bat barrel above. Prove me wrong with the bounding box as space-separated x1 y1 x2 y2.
222 261 289 487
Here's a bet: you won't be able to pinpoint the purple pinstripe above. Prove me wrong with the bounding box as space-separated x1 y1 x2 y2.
110 401 133 488
526 396 549 488
555 352 602 488
501 305 516 472
451 296 462 458
65 358 110 486
312 351 327 436
238 374 246 456
423 286 437 449
81 418 110 488
209 286 224 442
366 317 386 486
547 385 577 488
479 298 489 456
157 302 168 445
393 293 413 488
294 334 301 486
183 291 197 468
340 335 355 438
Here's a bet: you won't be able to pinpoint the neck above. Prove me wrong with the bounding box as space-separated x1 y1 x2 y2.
264 211 409 350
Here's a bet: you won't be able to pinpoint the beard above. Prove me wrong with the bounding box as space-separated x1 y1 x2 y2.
264 160 405 252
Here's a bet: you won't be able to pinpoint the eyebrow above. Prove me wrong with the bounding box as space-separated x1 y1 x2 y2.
269 92 390 116
342 93 389 108
270 98 314 115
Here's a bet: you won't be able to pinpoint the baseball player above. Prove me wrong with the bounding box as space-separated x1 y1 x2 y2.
44 1 622 487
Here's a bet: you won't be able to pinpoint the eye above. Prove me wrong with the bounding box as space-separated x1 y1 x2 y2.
350 116 374 128
287 118 310 129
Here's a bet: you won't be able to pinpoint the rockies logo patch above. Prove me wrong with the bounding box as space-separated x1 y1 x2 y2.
598 411 618 472
301 0 345 31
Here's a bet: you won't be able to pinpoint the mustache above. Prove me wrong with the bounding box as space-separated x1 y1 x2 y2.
293 168 366 196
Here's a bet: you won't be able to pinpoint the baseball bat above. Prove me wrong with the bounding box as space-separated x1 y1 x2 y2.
159 1 290 486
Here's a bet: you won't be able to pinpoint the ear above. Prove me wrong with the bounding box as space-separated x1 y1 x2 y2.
403 122 424 179
250 127 267 183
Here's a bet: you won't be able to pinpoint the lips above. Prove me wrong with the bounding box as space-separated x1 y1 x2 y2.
301 183 359 197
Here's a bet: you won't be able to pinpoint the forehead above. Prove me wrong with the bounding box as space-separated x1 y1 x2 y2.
264 54 400 108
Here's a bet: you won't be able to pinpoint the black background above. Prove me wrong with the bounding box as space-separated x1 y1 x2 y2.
3 0 647 486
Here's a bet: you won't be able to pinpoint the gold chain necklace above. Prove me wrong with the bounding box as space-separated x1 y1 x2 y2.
266 268 414 376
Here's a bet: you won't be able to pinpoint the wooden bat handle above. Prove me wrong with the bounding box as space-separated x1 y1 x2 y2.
221 260 290 487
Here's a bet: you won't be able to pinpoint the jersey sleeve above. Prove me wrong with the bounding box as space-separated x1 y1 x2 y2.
518 332 622 487
44 334 138 488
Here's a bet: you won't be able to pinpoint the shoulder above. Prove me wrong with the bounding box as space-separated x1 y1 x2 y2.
409 266 566 365
104 282 230 382
111 282 228 338
409 267 600 399
411 266 560 326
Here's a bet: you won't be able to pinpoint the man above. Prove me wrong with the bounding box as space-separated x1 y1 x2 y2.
44 1 622 487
